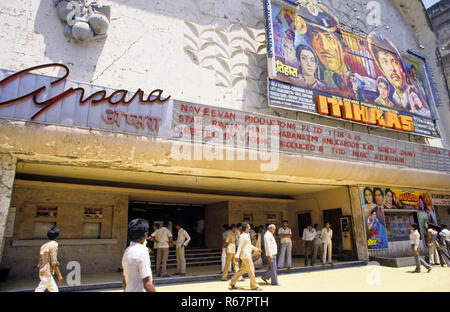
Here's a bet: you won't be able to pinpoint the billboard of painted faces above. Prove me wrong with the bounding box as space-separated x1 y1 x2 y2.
361 187 437 249
268 0 436 121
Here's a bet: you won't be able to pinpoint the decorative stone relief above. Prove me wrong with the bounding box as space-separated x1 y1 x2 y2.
54 0 111 43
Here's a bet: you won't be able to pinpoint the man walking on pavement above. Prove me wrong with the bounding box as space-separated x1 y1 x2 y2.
222 224 238 280
122 219 156 292
174 222 191 276
229 223 262 290
278 220 292 271
261 224 279 286
35 227 63 292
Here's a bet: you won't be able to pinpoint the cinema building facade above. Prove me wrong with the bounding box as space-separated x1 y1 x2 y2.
0 0 449 280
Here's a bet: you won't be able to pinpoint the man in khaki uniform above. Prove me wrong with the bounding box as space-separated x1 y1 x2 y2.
222 224 238 280
174 222 191 276
229 223 262 290
35 227 63 292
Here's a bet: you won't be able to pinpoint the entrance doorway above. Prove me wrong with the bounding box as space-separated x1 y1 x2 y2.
322 208 343 257
128 202 206 248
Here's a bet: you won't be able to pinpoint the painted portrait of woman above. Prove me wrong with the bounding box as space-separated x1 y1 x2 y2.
294 44 327 91
367 209 388 249
362 187 376 218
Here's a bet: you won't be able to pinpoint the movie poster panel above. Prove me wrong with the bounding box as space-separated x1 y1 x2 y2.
265 0 439 137
361 187 437 249
361 187 389 249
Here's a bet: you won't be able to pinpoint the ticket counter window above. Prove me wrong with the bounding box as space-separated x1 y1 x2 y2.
384 213 415 241
33 222 56 239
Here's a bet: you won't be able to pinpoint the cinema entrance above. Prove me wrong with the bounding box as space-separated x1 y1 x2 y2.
128 202 206 248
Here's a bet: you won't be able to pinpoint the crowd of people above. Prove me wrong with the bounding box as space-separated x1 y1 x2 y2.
33 218 450 292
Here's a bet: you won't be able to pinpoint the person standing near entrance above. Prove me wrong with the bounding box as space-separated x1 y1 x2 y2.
261 224 279 286
122 219 156 292
222 224 238 280
149 223 160 261
277 220 292 271
229 223 262 290
195 216 205 247
312 224 322 265
321 222 333 266
302 224 315 266
151 221 173 277
221 224 230 273
35 227 63 292
174 222 191 276
409 223 432 273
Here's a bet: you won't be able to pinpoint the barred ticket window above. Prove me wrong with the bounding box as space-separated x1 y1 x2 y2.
84 208 103 219
36 206 57 217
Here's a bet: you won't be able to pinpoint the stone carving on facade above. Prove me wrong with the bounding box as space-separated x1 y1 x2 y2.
53 0 111 43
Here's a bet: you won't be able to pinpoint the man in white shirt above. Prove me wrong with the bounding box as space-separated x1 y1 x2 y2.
229 223 262 290
277 220 292 270
261 224 279 286
151 220 173 277
410 223 432 273
174 222 191 276
122 219 156 292
302 224 315 266
312 224 322 265
321 221 333 265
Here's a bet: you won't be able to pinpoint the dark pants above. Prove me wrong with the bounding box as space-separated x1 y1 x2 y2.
262 255 278 285
411 245 430 272
436 243 450 266
304 241 313 265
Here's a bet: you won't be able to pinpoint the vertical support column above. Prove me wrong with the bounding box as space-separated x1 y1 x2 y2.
0 153 16 261
348 185 369 262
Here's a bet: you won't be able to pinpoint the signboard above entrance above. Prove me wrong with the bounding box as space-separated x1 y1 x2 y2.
263 0 440 137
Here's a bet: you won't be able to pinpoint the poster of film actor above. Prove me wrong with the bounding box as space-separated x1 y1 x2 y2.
264 0 439 137
361 187 437 249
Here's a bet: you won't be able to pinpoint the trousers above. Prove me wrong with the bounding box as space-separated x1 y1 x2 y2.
262 255 278 285
156 248 169 276
35 273 58 292
278 242 292 268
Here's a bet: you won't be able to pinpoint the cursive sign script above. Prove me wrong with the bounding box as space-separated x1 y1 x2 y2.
0 63 171 120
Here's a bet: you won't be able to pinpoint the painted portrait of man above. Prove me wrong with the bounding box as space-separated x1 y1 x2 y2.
367 32 431 117
299 2 353 96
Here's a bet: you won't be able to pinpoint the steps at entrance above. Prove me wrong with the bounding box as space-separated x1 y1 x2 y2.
150 248 222 269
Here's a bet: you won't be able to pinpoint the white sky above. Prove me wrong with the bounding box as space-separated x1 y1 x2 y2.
422 0 441 8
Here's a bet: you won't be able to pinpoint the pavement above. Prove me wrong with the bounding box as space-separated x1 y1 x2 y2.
96 264 450 292
0 258 362 292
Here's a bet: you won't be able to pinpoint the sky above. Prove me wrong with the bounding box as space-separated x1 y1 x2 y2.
421 0 441 8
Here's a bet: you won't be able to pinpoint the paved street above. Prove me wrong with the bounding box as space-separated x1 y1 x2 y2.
97 265 450 292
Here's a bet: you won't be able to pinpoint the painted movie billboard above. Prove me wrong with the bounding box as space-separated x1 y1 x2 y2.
361 187 437 249
264 0 439 137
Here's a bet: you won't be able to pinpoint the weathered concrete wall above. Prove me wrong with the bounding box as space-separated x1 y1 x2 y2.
228 200 289 227
0 185 128 280
0 0 442 146
205 201 228 249
349 186 369 262
289 187 353 256
0 153 16 261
